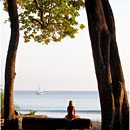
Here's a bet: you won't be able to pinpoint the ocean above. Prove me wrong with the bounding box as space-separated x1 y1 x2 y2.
14 91 101 121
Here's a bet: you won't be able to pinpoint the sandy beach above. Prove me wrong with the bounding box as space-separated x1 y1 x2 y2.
91 121 101 130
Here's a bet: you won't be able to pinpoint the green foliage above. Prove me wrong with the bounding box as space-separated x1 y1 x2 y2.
80 24 85 30
1 92 4 114
29 109 37 115
2 0 85 44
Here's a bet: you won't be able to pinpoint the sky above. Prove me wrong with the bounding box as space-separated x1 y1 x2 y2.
0 0 129 91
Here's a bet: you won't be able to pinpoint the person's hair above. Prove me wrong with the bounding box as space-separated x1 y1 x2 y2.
69 100 74 106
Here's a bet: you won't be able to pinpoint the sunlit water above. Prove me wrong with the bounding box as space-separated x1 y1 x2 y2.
16 90 128 121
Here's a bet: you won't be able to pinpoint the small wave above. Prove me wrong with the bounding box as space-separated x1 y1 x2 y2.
19 109 101 113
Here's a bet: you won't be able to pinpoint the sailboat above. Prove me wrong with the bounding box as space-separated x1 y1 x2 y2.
35 82 44 95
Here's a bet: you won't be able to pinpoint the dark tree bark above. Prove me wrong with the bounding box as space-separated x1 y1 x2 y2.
4 0 19 128
85 0 129 130
101 1 129 130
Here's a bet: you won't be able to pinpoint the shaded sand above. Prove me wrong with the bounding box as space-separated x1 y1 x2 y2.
91 121 101 130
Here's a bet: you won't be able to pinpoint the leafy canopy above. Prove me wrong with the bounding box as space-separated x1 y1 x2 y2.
2 0 85 45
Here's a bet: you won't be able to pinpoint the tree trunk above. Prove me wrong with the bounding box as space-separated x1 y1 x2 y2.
101 1 129 130
85 0 129 130
4 0 19 128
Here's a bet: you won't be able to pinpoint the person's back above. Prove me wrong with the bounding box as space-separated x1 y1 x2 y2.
67 105 75 119
65 100 80 119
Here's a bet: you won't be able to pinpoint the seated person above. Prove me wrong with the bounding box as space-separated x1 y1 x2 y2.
65 100 80 119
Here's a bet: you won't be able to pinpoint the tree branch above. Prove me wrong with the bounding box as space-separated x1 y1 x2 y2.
34 0 44 25
33 0 49 29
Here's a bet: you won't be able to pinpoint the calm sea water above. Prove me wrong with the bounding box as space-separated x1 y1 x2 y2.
14 91 101 121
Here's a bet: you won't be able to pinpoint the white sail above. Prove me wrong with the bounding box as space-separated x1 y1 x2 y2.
36 82 44 95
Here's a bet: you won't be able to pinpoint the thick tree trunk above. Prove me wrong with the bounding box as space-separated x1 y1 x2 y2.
101 0 129 130
85 0 129 130
85 0 115 130
4 0 19 128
